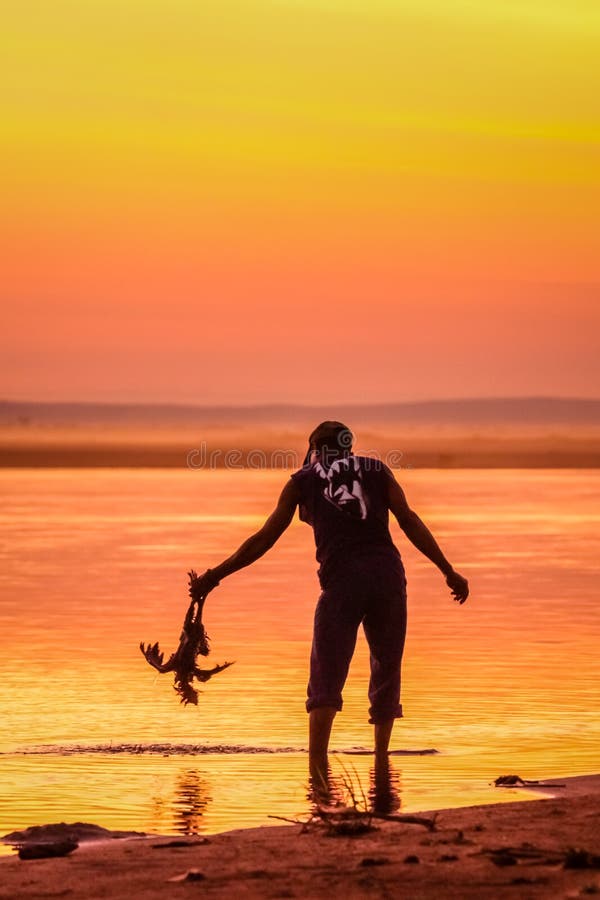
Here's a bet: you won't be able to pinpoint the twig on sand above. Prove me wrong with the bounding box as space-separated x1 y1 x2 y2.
268 808 436 835
479 845 600 869
268 815 309 826
371 812 437 831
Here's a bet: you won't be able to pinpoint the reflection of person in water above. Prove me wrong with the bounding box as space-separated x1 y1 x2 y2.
370 759 401 816
192 421 469 782
309 758 401 815
173 770 211 835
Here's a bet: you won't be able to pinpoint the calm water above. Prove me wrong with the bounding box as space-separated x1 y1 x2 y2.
0 468 599 842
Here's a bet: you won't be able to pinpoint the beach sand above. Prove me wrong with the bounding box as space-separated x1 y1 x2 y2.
1 775 599 898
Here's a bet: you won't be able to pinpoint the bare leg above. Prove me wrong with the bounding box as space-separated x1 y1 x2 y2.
309 707 337 786
374 718 395 764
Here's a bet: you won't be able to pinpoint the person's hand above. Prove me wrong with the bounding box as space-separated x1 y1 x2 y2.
446 570 469 604
188 568 220 602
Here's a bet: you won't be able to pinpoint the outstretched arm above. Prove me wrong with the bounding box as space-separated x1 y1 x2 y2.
191 479 300 596
388 475 469 604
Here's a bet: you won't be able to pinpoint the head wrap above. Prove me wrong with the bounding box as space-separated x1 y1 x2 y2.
304 421 367 519
303 420 353 467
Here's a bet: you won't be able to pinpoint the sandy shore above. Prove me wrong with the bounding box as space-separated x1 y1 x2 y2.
2 775 599 899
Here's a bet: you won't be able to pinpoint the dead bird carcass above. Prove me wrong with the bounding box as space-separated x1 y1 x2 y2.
139 570 234 705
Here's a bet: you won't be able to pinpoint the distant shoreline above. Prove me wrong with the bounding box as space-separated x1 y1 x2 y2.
1 443 599 468
2 395 599 468
3 395 600 427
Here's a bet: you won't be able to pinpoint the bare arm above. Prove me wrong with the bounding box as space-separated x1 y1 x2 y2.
388 474 469 604
191 479 300 596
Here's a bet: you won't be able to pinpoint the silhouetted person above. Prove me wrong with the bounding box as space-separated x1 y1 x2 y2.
191 422 468 781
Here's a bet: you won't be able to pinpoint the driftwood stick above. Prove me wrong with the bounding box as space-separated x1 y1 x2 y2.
268 810 436 832
493 774 566 788
267 815 307 826
481 845 562 860
371 812 437 831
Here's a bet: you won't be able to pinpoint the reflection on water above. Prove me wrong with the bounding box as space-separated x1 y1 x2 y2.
0 469 599 836
370 760 401 816
308 757 401 818
148 768 212 836
172 770 211 835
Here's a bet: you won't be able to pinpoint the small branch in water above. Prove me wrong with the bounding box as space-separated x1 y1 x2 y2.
493 774 566 788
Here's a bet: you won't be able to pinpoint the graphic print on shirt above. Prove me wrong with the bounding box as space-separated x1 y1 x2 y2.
313 455 368 520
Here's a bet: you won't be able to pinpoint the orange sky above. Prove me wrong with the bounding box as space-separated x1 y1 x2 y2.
2 1 599 403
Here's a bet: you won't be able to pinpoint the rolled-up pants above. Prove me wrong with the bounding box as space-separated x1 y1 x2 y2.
306 561 407 724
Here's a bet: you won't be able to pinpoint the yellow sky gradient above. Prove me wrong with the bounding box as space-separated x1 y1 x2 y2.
1 1 599 402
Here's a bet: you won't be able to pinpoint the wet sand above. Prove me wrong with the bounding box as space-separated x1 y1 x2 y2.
1 775 599 898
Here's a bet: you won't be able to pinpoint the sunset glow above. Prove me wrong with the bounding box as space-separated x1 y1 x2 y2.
2 1 599 402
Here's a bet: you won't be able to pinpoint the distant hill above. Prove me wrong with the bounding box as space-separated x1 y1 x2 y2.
2 397 600 429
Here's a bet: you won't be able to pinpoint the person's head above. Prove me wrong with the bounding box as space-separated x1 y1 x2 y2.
305 420 354 466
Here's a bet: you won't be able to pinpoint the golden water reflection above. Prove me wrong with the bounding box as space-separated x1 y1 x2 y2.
0 469 599 839
172 770 211 835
